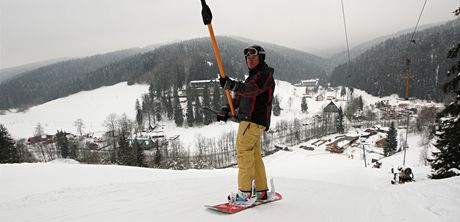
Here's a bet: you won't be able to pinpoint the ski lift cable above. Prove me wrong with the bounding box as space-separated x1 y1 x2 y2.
341 0 352 66
399 0 429 98
340 0 352 79
404 0 429 56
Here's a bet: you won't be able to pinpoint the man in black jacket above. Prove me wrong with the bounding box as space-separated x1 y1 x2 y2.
217 45 275 203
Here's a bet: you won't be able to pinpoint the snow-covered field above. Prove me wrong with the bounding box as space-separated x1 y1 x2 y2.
2 79 456 221
0 82 149 138
0 80 440 150
1 133 459 222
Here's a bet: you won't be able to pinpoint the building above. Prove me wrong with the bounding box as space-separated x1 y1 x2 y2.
27 135 55 145
375 138 386 148
188 79 219 96
300 79 319 89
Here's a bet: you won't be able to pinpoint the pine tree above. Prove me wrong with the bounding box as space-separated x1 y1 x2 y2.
336 107 344 133
173 87 184 127
202 85 212 125
429 9 460 179
384 122 398 157
69 139 77 160
358 96 364 111
135 99 143 132
273 95 281 116
117 131 132 165
56 130 70 158
133 138 146 167
141 94 152 127
301 97 308 113
165 94 174 120
0 124 19 163
340 86 346 98
194 97 204 126
155 101 162 123
186 87 195 127
212 83 221 112
154 145 162 168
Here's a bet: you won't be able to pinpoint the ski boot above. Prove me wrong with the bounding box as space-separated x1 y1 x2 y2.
227 180 257 206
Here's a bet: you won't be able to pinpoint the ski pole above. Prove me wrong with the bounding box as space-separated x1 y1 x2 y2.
200 0 236 117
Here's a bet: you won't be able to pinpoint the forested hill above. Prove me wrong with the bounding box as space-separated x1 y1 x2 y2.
329 18 460 102
0 48 148 110
0 36 328 110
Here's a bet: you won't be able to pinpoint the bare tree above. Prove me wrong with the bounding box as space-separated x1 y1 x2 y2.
34 123 45 137
103 113 118 161
74 118 85 136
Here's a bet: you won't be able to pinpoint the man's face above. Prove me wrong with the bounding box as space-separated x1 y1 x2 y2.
246 55 259 69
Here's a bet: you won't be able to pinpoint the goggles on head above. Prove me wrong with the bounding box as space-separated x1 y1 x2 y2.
244 47 265 57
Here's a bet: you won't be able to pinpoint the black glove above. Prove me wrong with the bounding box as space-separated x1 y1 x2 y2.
216 107 229 122
224 78 237 91
219 76 229 88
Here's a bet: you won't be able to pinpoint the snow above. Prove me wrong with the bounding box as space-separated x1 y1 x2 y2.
0 79 441 153
1 133 460 222
0 82 149 138
0 80 459 221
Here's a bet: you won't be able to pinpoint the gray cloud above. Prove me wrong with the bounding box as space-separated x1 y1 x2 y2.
1 0 458 68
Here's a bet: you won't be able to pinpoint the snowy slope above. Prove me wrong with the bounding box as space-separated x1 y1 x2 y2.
1 134 459 222
0 82 149 138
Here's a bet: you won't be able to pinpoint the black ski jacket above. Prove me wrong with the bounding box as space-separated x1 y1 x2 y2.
231 63 275 130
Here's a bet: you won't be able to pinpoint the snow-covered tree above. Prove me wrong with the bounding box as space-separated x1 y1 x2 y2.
56 130 69 158
301 97 308 113
384 122 397 157
429 7 460 179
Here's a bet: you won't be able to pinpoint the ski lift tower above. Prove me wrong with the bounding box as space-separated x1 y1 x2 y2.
402 58 413 166
360 137 368 167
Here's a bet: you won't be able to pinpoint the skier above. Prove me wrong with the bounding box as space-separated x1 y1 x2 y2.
217 45 275 204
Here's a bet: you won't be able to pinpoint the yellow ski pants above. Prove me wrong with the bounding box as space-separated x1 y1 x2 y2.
236 121 268 192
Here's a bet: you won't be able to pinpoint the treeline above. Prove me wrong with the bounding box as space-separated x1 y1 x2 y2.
0 36 327 110
134 82 223 129
0 112 341 169
329 18 460 102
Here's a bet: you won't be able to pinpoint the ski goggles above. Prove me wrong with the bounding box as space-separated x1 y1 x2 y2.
244 47 265 56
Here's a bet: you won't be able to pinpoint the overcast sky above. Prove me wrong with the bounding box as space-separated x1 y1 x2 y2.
1 0 459 69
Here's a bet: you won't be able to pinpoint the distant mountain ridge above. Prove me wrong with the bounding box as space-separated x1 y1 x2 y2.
327 22 444 73
1 16 457 111
0 58 70 83
0 36 328 110
329 18 460 101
